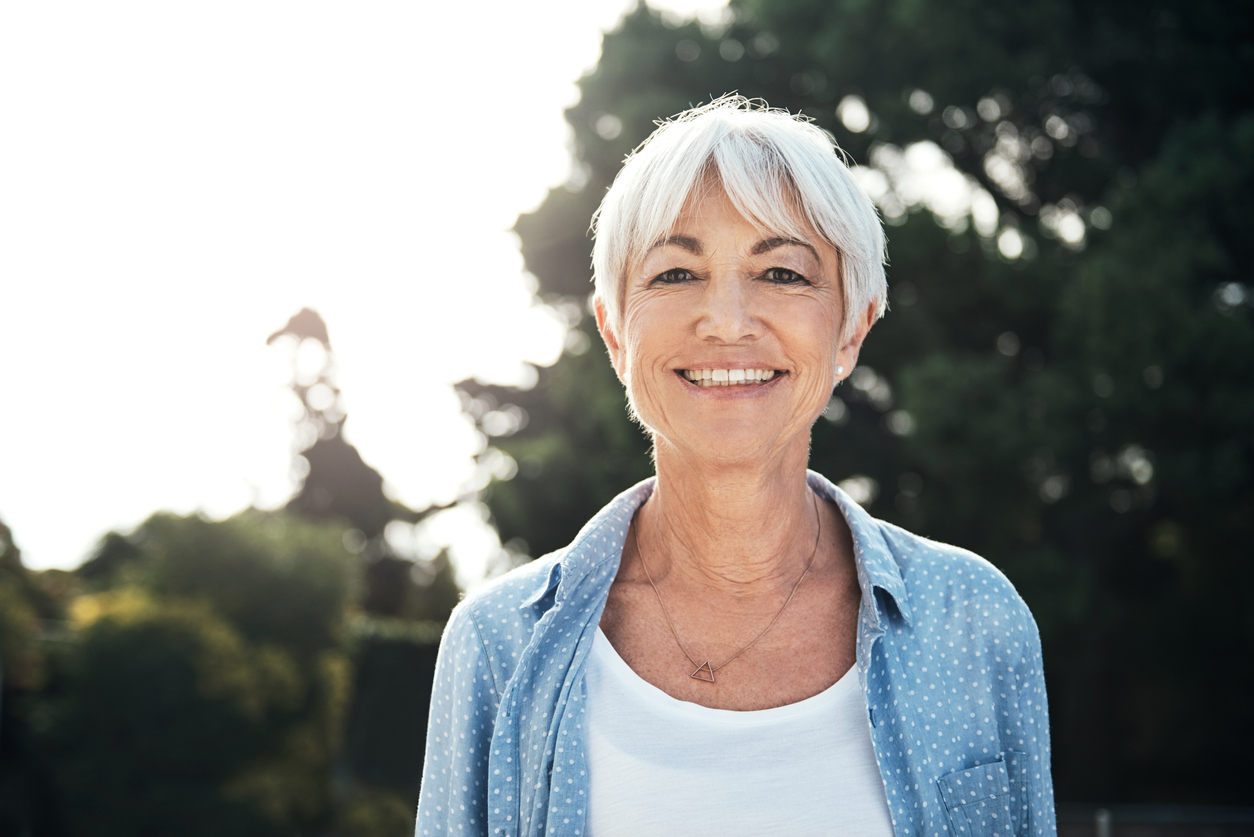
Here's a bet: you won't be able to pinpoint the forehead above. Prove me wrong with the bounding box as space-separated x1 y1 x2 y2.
654 181 830 261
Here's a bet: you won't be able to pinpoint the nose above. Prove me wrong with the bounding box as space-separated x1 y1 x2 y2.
695 274 760 344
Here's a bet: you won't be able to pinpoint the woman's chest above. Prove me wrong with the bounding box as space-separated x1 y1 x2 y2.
581 629 895 836
599 576 860 710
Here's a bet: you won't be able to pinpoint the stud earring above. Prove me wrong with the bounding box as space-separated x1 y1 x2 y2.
836 366 845 375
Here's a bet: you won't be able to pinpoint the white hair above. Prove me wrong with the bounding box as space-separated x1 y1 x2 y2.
591 95 888 339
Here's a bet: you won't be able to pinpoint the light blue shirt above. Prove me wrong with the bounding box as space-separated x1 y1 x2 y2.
416 472 1057 836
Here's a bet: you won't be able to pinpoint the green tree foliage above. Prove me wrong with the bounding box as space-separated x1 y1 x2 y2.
7 311 451 835
265 308 454 816
461 0 1253 802
121 512 351 656
0 517 67 836
0 517 48 693
339 620 441 798
47 593 299 836
39 510 354 836
457 349 655 560
333 784 418 837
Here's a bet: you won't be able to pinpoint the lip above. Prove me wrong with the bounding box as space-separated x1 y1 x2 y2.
674 361 784 370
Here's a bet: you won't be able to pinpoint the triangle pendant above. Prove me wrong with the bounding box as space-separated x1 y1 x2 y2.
690 661 715 682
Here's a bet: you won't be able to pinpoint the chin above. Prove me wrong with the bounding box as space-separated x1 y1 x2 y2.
658 420 794 465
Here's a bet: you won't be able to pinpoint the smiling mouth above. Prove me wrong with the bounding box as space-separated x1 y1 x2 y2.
678 368 784 387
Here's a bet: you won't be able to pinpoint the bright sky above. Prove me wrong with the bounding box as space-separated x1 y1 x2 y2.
0 0 728 580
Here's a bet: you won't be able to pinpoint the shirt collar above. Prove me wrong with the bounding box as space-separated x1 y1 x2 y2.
521 471 913 628
807 471 913 628
519 477 651 608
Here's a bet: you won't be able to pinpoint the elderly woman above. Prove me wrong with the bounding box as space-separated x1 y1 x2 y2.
417 97 1055 836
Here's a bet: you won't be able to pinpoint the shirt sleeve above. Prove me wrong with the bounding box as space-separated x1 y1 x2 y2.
1019 605 1057 836
415 602 499 837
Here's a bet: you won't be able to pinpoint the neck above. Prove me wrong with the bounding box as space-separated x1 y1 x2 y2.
636 436 820 597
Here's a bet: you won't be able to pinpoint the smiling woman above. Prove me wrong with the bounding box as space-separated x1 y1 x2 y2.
416 97 1056 837
597 184 865 472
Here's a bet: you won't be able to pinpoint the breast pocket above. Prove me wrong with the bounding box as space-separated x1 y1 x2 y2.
936 753 1020 836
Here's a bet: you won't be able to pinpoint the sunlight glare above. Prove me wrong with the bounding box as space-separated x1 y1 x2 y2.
0 0 728 575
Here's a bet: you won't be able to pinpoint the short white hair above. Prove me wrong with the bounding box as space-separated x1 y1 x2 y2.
592 95 887 338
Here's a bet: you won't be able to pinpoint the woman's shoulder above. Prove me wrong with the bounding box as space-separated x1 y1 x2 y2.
433 551 564 691
451 551 564 632
879 518 1020 586
872 517 1040 636
814 471 1039 637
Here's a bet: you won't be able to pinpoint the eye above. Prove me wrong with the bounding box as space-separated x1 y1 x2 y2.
761 267 810 285
650 268 697 285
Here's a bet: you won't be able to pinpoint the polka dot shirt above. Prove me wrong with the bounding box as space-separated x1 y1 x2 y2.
415 472 1056 836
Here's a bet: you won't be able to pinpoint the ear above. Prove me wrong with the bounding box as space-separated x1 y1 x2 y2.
834 301 878 384
594 297 627 382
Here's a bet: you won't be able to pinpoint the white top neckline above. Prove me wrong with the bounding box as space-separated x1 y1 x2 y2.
592 628 857 725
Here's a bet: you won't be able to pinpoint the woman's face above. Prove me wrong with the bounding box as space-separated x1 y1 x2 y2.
597 183 874 467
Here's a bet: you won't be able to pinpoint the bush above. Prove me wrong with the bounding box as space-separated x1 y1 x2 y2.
41 510 358 836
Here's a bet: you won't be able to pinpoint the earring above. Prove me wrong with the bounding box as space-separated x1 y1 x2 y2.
836 366 845 375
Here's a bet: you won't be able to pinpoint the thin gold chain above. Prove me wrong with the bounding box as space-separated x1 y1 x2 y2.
630 489 822 679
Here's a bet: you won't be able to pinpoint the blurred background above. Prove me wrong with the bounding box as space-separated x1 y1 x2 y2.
1 0 1251 834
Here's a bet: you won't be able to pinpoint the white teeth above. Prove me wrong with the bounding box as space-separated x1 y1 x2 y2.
680 368 781 387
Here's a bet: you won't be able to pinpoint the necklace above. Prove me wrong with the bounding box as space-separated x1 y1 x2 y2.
630 490 822 683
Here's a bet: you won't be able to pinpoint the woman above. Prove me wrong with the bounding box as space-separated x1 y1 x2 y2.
417 97 1055 836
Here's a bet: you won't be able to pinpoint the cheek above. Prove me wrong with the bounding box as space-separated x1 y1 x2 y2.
617 310 673 401
791 302 842 364
621 300 679 366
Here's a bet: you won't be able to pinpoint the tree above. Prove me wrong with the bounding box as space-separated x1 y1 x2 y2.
18 307 460 836
267 308 401 542
265 309 459 814
459 0 1253 803
267 308 460 625
0 517 68 836
40 510 354 836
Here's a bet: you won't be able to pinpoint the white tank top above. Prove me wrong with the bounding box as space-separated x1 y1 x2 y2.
584 629 896 836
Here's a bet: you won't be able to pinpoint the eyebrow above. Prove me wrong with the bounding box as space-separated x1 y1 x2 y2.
645 234 821 263
752 236 821 263
646 235 703 255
